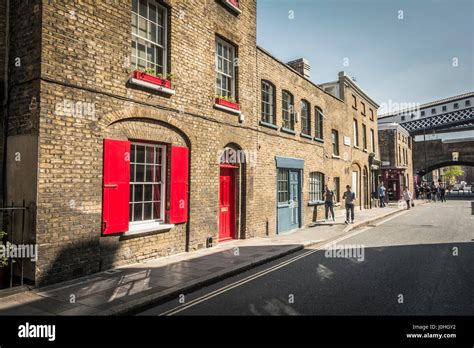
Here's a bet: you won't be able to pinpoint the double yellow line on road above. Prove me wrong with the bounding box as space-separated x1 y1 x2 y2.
158 223 386 316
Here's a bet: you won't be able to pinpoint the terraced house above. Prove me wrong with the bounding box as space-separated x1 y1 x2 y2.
0 0 381 287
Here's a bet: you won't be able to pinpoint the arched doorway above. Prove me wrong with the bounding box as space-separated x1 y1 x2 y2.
219 144 246 241
351 163 361 208
363 166 369 209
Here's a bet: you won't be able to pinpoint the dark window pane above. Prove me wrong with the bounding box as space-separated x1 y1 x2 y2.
136 164 145 182
143 203 152 221
149 3 157 23
153 201 162 219
130 163 135 182
144 184 153 201
134 204 143 221
139 0 147 17
144 165 152 181
153 182 162 201
146 147 154 163
136 145 145 163
134 185 143 202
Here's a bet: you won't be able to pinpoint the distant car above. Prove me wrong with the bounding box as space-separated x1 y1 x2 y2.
452 184 462 191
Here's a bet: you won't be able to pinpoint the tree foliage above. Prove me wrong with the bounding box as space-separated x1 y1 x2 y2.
443 166 464 186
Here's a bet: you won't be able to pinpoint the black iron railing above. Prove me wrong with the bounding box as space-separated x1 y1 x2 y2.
0 200 31 289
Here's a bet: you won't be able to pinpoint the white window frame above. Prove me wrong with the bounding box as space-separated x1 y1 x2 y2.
315 107 324 139
282 90 294 130
332 129 339 156
261 80 275 124
131 0 167 76
370 128 375 153
353 119 359 147
309 172 324 203
301 100 310 135
277 169 289 204
215 37 235 99
129 142 167 225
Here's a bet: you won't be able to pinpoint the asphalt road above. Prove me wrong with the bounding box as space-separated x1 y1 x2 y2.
139 198 474 316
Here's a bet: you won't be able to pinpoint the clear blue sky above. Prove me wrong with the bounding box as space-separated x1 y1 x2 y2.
257 0 474 108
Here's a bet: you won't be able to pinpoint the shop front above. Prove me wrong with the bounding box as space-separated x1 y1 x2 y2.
382 168 406 201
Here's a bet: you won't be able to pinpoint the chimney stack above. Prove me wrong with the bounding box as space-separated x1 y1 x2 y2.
287 58 311 79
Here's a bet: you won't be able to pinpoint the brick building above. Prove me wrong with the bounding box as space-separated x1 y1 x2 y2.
0 0 381 287
319 71 382 208
378 123 414 201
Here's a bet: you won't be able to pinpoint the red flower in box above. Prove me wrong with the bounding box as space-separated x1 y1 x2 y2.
215 97 240 111
227 0 239 8
132 70 171 89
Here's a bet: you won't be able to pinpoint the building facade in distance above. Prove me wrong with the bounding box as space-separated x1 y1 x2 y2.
378 123 414 201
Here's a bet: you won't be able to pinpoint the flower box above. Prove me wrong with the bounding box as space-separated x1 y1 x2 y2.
215 97 240 111
227 0 239 8
221 0 241 14
132 70 171 89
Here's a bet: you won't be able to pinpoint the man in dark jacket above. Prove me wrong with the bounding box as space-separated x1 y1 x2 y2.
342 185 356 224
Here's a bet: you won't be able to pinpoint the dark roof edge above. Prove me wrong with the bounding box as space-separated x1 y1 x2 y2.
257 46 345 105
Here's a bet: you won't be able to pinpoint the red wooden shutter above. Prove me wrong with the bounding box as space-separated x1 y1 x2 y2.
169 146 189 224
102 139 131 234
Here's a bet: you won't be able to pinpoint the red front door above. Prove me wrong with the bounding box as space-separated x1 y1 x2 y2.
219 167 236 241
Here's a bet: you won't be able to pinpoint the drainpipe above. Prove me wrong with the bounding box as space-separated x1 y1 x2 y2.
2 0 10 205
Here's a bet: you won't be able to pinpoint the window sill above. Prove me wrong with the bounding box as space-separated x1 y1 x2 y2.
128 77 176 95
300 133 312 140
308 200 325 206
214 103 242 115
353 145 360 149
281 127 296 135
260 120 278 129
314 137 324 143
363 148 368 152
332 154 341 159
123 222 175 236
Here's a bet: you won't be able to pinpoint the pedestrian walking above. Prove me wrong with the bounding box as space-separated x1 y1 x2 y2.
342 185 356 224
424 183 430 202
439 183 447 202
431 182 437 202
324 184 336 222
378 183 386 208
415 185 420 200
403 186 413 210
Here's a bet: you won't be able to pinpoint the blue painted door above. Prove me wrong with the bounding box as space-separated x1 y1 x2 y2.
277 169 301 233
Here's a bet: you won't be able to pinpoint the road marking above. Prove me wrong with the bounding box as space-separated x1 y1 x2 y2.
158 221 389 316
368 210 408 227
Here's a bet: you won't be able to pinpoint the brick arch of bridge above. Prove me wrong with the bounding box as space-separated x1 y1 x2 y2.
413 139 474 176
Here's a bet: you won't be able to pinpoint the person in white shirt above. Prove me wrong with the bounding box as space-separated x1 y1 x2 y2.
402 186 413 210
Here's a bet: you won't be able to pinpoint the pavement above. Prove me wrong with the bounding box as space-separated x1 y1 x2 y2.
139 198 474 316
0 203 411 316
